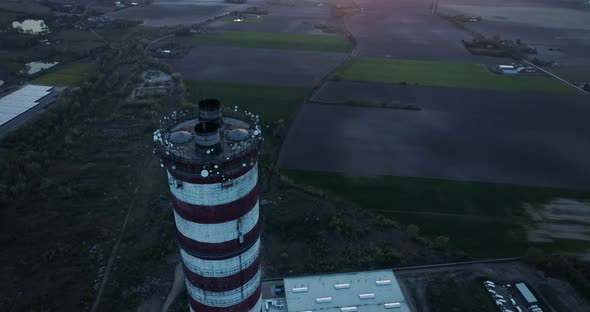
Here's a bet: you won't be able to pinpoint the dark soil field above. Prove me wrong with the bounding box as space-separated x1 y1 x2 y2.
281 83 590 189
343 0 503 62
439 0 590 81
208 5 337 34
165 45 347 86
105 3 234 26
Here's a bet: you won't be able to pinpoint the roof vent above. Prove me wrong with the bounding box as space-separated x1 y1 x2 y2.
334 283 350 289
384 303 401 309
315 297 332 303
341 307 357 312
292 287 308 293
376 280 392 286
359 293 375 299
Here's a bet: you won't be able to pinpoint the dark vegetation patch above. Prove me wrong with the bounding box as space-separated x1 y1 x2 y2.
165 30 353 52
281 170 590 258
311 99 421 110
426 273 497 312
525 248 590 300
0 41 177 311
261 183 462 278
186 80 308 121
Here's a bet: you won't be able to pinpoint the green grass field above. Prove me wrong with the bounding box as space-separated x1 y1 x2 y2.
186 80 308 121
281 170 590 258
34 62 97 86
168 31 353 52
337 58 577 94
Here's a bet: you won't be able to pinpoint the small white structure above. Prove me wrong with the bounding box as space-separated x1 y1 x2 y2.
515 283 538 305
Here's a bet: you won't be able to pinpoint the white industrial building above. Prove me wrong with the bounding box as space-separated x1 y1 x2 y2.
263 270 411 312
0 84 56 129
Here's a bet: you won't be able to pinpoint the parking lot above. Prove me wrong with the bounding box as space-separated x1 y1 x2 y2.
484 280 545 312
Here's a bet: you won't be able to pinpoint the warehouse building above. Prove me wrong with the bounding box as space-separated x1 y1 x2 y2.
0 84 63 135
263 270 410 312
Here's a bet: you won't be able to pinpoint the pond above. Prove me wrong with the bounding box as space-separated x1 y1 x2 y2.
12 19 49 34
24 61 58 75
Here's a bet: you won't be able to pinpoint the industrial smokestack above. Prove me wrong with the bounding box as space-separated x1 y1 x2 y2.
194 121 221 155
154 101 264 312
198 99 222 126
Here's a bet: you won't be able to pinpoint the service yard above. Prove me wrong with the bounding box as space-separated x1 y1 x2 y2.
397 261 590 312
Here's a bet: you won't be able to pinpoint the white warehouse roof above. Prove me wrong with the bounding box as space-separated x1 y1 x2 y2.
515 283 538 304
284 270 410 312
0 84 53 127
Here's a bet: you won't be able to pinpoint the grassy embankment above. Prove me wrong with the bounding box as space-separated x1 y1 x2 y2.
281 170 590 259
34 62 97 86
186 80 308 121
337 58 578 94
167 30 353 52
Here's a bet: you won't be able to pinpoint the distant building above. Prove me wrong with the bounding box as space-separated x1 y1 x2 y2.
264 270 411 312
499 65 518 75
515 283 538 305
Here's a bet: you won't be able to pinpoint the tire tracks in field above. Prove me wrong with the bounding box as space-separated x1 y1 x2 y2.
272 6 359 173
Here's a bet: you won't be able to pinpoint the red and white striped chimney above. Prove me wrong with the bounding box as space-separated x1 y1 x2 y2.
154 99 263 312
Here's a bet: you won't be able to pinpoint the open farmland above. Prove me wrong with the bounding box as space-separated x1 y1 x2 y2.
208 5 340 35
281 169 590 258
336 58 577 93
343 0 500 62
279 83 590 189
104 3 234 27
166 45 347 87
438 0 590 81
186 80 308 121
34 62 97 86
166 30 352 52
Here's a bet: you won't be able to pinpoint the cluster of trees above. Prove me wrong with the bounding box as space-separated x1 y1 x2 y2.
463 34 537 58
0 40 155 205
524 248 590 299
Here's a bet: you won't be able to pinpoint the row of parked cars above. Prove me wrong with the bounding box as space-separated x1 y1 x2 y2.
484 280 523 312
